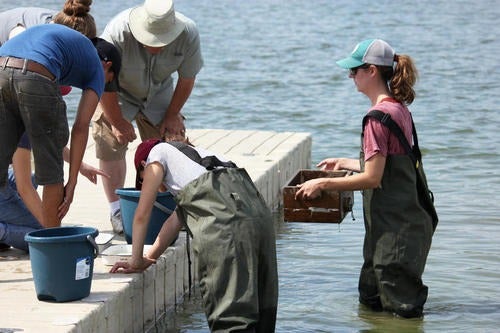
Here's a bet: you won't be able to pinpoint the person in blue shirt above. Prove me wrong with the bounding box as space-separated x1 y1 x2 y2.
0 1 111 251
0 23 121 228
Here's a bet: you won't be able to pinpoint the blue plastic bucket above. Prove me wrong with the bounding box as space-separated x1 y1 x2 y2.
25 227 99 302
115 188 176 244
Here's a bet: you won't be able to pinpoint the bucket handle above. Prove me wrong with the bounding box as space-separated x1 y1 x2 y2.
86 235 99 258
154 200 174 215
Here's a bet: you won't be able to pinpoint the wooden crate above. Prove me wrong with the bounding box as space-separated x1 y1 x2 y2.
283 169 354 223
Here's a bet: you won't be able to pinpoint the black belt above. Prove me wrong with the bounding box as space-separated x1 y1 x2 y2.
0 57 55 81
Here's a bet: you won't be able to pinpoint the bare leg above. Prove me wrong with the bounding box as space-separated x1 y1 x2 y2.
42 183 64 228
100 158 126 204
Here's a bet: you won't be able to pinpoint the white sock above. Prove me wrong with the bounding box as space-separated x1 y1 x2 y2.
110 200 121 216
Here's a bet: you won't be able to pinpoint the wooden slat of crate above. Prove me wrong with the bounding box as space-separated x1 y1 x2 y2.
283 169 353 223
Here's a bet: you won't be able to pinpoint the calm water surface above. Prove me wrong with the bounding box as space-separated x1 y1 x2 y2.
2 0 499 332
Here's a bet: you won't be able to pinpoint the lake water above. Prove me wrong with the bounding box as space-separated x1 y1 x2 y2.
2 0 499 332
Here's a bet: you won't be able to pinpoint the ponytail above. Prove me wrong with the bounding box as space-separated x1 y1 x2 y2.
53 0 96 39
389 54 418 105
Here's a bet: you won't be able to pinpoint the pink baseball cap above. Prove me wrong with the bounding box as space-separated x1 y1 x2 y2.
134 139 162 189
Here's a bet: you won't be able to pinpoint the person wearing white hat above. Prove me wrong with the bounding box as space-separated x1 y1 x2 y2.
295 39 436 318
92 0 203 233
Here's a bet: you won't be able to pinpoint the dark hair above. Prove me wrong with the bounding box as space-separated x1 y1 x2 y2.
377 54 418 105
53 0 97 39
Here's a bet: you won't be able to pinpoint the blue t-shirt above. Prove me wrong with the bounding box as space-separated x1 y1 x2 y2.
0 24 104 97
8 132 32 164
17 132 32 150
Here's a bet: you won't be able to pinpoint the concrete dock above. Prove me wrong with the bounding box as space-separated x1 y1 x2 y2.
0 128 311 333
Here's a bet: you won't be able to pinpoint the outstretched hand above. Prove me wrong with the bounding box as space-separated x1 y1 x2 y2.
109 257 156 274
317 158 343 171
79 162 110 184
317 157 360 173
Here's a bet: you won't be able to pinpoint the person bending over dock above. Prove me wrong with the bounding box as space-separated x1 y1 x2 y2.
111 136 278 332
0 24 120 227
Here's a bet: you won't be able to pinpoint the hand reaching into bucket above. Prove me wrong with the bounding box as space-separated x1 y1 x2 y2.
109 257 156 274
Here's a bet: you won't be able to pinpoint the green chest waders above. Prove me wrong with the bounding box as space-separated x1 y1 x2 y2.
175 168 278 332
358 112 435 318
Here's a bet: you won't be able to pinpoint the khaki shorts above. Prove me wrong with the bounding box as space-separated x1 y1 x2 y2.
91 105 161 161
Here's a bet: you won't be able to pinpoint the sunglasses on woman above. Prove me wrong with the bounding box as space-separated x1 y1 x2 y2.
349 64 371 76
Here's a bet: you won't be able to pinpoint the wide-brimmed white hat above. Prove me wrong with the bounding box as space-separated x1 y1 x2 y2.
129 0 186 47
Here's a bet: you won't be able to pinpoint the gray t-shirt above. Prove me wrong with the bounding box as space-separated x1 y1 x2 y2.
101 8 204 125
146 143 228 196
0 7 56 45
